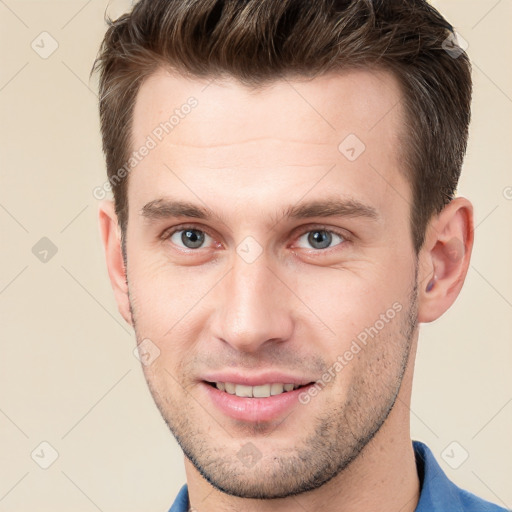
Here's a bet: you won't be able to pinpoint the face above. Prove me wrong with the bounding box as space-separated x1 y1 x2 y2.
125 68 419 498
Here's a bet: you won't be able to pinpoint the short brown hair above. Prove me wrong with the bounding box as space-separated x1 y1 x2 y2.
91 0 472 255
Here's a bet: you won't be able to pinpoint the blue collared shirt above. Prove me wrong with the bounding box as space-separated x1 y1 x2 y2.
168 441 508 511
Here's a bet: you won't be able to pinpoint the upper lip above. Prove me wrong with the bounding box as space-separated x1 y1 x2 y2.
201 372 315 387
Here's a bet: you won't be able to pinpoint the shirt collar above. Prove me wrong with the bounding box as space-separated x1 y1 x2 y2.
413 440 465 511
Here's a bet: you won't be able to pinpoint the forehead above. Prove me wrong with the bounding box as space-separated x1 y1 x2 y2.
132 66 404 148
128 67 408 219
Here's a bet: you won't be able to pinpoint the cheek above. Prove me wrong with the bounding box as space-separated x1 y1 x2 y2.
129 249 199 311
127 252 217 360
290 260 410 338
318 277 413 391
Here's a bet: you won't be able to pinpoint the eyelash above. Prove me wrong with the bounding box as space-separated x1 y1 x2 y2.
160 224 350 252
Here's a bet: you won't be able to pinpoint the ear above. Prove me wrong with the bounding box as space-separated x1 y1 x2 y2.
417 196 474 323
98 200 132 326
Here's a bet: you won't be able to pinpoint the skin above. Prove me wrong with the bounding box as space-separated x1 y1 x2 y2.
99 67 474 512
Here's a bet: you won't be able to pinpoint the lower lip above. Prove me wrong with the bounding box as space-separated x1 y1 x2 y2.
201 382 314 422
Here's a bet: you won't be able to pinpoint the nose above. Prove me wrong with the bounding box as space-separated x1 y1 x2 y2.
210 252 294 354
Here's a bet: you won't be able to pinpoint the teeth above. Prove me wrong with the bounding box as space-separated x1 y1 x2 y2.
270 383 284 395
224 382 236 394
235 384 253 397
215 382 302 397
253 384 271 397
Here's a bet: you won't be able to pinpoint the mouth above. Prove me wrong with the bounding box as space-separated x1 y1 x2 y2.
201 379 316 422
200 373 318 422
204 380 314 397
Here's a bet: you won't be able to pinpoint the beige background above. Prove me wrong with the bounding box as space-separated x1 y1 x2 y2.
0 0 511 511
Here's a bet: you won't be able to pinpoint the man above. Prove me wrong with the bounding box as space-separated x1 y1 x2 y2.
92 0 506 511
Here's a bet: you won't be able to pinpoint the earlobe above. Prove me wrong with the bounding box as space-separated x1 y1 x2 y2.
417 197 474 323
98 200 133 326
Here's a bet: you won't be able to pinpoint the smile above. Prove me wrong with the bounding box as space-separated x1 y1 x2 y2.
206 381 311 398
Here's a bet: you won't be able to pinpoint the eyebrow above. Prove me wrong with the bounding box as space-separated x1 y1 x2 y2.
141 197 380 225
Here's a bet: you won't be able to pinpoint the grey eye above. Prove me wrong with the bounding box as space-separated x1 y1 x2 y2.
297 230 344 250
170 229 211 249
